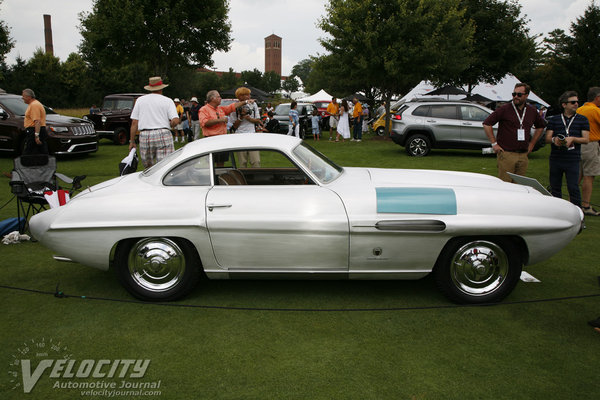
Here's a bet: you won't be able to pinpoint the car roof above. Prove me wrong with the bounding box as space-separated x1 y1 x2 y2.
404 98 483 105
104 93 145 98
180 133 302 157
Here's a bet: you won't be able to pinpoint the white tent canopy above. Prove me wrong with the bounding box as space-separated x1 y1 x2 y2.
400 73 549 107
297 89 334 103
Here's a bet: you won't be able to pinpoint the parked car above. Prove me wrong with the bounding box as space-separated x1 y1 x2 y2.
272 102 316 138
0 93 98 155
83 93 144 145
390 99 545 156
370 100 405 136
30 134 583 304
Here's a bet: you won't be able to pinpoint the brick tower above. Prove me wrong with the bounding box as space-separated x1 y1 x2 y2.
264 34 282 76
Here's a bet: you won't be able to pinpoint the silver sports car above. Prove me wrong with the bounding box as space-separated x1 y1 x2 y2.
30 134 584 304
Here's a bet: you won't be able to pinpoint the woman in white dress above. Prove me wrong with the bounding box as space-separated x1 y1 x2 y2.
336 100 351 141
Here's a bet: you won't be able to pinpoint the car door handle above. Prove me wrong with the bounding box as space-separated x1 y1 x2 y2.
462 122 473 126
207 204 232 212
426 119 436 123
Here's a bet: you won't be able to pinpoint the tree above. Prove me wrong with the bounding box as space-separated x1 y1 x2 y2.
0 0 14 66
262 71 281 93
291 59 313 85
79 0 232 80
453 0 537 92
319 0 474 135
220 68 241 91
281 76 300 94
240 68 263 88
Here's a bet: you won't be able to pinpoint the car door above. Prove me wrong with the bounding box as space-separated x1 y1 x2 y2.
459 105 492 146
426 105 461 145
205 149 350 271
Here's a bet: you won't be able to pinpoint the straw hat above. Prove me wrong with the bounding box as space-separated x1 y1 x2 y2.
144 76 169 91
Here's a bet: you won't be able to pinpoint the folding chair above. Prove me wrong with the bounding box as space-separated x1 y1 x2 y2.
8 155 85 233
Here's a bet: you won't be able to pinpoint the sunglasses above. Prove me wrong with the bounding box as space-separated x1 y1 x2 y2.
565 100 579 105
512 92 527 97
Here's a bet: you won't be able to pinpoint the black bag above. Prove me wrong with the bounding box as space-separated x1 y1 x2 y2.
119 150 138 175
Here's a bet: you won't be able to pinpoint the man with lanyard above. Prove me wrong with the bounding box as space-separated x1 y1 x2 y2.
129 76 179 168
545 91 589 207
21 88 48 155
189 97 202 140
327 97 339 141
483 83 546 182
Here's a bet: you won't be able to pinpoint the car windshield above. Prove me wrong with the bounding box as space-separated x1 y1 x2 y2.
292 142 343 184
0 97 57 115
103 98 135 110
141 147 185 177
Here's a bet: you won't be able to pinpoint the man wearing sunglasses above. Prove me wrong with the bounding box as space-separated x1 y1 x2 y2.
483 83 546 182
576 87 600 216
545 91 589 207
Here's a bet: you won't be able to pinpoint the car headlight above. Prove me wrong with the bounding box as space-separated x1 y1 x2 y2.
48 126 69 133
101 116 107 123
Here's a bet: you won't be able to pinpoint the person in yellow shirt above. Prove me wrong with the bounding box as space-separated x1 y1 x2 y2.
173 98 185 143
577 87 600 215
351 96 363 142
22 88 48 155
326 97 339 141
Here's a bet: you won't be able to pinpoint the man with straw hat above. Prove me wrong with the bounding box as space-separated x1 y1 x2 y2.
129 76 179 168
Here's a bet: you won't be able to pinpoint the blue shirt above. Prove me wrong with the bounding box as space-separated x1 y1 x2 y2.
311 115 320 129
289 109 299 126
547 113 589 159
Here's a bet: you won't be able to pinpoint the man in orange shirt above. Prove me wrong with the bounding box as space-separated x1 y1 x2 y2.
22 88 48 155
577 87 600 215
326 97 339 141
351 96 363 142
199 90 253 137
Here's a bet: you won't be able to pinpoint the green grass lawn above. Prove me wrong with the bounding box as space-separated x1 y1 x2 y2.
1 132 599 399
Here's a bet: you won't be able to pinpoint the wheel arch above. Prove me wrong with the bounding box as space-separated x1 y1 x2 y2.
404 128 436 146
433 235 528 271
109 236 206 276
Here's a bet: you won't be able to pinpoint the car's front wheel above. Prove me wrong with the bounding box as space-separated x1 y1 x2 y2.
375 126 385 136
433 238 522 304
115 237 200 301
405 134 431 156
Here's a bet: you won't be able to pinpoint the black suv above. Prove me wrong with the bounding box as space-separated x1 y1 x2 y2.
0 93 98 155
84 93 144 145
272 102 316 138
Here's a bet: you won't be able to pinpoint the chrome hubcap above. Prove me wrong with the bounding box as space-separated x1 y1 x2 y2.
450 241 508 296
128 238 185 293
409 138 427 155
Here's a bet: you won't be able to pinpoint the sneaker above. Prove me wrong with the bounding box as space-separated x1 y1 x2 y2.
356 139 362 142
582 206 600 216
588 317 600 328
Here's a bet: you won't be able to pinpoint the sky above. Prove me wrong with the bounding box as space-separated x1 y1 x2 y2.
1 0 594 77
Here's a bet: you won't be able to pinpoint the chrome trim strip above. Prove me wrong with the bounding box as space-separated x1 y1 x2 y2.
375 220 446 232
53 255 74 263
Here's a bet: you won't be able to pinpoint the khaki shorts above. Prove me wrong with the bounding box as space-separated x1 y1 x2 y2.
329 116 338 129
580 141 600 176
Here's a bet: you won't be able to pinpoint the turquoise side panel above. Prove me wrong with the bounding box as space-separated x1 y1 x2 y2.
376 188 457 215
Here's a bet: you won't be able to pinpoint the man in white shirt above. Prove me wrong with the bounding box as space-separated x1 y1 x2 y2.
129 76 179 168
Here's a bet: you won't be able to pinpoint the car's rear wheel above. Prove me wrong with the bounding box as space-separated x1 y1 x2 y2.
115 237 200 301
113 127 128 145
434 238 522 304
375 126 385 136
405 134 431 156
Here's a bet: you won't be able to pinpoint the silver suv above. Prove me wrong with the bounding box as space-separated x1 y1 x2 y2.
390 99 496 156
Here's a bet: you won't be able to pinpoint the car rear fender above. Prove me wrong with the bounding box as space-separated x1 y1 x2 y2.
110 237 206 277
404 128 435 146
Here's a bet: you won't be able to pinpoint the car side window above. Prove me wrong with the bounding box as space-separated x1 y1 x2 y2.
163 155 211 186
430 105 458 119
214 150 314 186
412 106 430 117
460 106 490 121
